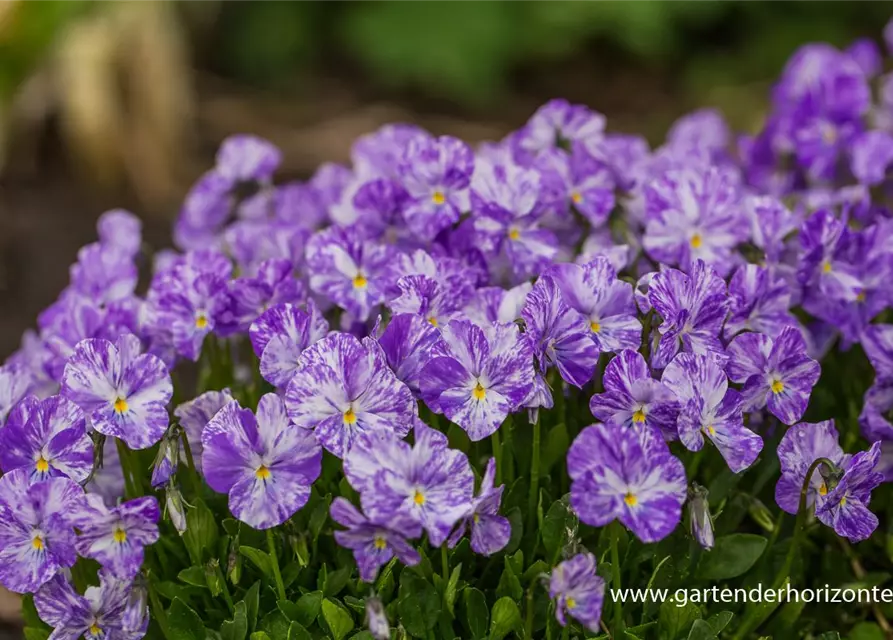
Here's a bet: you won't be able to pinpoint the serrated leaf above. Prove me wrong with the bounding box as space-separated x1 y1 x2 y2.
168 597 207 640
695 534 767 580
489 597 522 640
294 591 323 627
463 587 489 639
240 546 273 576
321 599 354 640
183 499 219 563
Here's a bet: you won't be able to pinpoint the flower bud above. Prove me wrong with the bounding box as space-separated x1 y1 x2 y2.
365 596 390 640
688 483 714 550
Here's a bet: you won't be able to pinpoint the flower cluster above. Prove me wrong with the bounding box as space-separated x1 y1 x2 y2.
2 22 893 640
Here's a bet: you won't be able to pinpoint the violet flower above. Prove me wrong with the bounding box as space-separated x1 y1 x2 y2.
549 552 605 632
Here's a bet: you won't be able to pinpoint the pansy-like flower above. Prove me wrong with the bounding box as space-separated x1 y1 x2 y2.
863 324 893 381
220 258 305 335
286 333 416 457
397 134 474 240
550 257 641 354
724 264 796 340
421 320 535 441
61 334 172 451
96 209 142 257
0 395 93 484
447 458 511 556
0 469 81 593
172 389 233 474
86 438 125 509
514 98 606 161
648 261 729 369
344 422 474 547
744 196 798 265
797 210 862 304
776 421 882 542
589 350 679 440
35 574 147 640
306 226 393 322
726 326 821 425
376 313 444 397
549 552 606 632
330 498 421 583
662 353 762 473
72 494 160 579
522 275 600 388
0 363 35 425
568 422 687 542
538 143 615 227
69 243 138 307
850 130 893 186
203 394 322 529
388 274 473 329
224 219 310 277
249 302 329 388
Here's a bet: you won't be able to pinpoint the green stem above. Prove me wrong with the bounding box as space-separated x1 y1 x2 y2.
179 428 202 497
502 415 515 484
561 623 569 640
116 439 139 499
441 544 449 584
267 528 287 602
148 576 173 639
610 523 624 635
215 560 235 614
491 429 503 486
524 577 539 639
527 415 541 530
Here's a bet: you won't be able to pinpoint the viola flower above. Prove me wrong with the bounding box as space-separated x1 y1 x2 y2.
643 166 745 275
862 324 893 380
72 494 160 579
514 98 606 161
522 275 600 388
344 422 474 546
351 177 413 241
549 552 605 633
69 243 138 307
86 438 125 509
397 134 474 240
220 258 305 334
285 333 416 457
0 469 82 593
465 282 533 327
248 302 329 388
447 458 511 556
662 353 763 473
589 349 679 440
96 209 142 257
797 210 862 304
860 381 893 482
224 219 310 276
726 326 821 425
35 574 147 640
388 274 473 328
549 257 641 353
203 394 322 529
173 389 233 474
724 264 796 340
306 226 394 322
330 498 421 583
376 313 444 397
793 117 860 182
568 422 687 542
850 130 893 186
0 363 34 425
667 109 731 157
0 395 93 483
365 597 390 640
215 134 281 184
648 261 730 369
744 196 798 264
420 320 535 441
538 143 615 227
816 442 883 542
61 334 172 451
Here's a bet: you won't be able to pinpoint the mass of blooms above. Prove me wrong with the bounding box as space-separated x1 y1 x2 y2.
3 24 893 640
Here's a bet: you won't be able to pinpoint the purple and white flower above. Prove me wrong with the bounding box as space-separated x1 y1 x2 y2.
249 302 329 387
446 458 511 556
549 552 605 632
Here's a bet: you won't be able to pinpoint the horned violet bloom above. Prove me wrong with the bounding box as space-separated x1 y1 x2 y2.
726 326 821 425
249 301 329 387
567 422 687 542
285 333 416 457
0 469 81 593
548 552 606 632
61 334 173 450
662 353 763 473
72 494 160 579
376 313 444 397
203 394 322 529
0 395 93 484
344 422 474 547
35 574 147 640
447 458 511 556
420 319 534 441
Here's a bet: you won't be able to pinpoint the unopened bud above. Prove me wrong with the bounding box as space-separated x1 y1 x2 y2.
165 486 187 534
365 596 390 640
688 483 714 550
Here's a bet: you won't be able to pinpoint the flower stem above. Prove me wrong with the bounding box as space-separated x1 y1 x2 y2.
266 528 287 602
441 544 450 584
491 428 503 486
148 575 172 639
527 414 541 530
179 428 202 497
116 438 140 499
610 522 624 635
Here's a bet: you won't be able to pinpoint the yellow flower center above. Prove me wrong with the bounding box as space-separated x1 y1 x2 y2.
32 535 44 551
705 425 716 437
413 490 426 505
352 273 368 289
590 321 601 333
374 536 387 550
428 317 438 327
432 191 446 205
822 261 832 274
624 492 638 506
113 397 128 414
255 465 271 480
771 379 784 394
571 192 582 205
508 227 520 241
472 382 486 400
35 457 50 473
473 513 480 524
113 527 127 544
856 291 866 303
89 623 101 636
343 407 357 425
690 234 703 249
195 313 208 329
818 482 828 496
839 495 847 507
632 409 647 424
566 596 576 609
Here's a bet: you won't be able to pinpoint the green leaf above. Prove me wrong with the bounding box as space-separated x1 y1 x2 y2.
286 621 312 640
323 566 351 597
489 597 522 640
258 611 291 640
542 498 576 563
398 572 440 636
522 560 550 583
695 534 767 580
250 634 271 640
463 587 489 640
168 597 207 640
321 599 355 640
705 611 733 633
22 595 48 630
183 498 219 563
542 423 569 474
850 622 886 640
240 546 274 576
687 619 717 640
444 563 462 616
221 601 249 640
496 556 523 601
23 630 50 640
816 633 841 640
308 494 331 541
294 591 323 627
504 506 524 555
244 581 261 631
658 597 701 640
178 566 209 588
